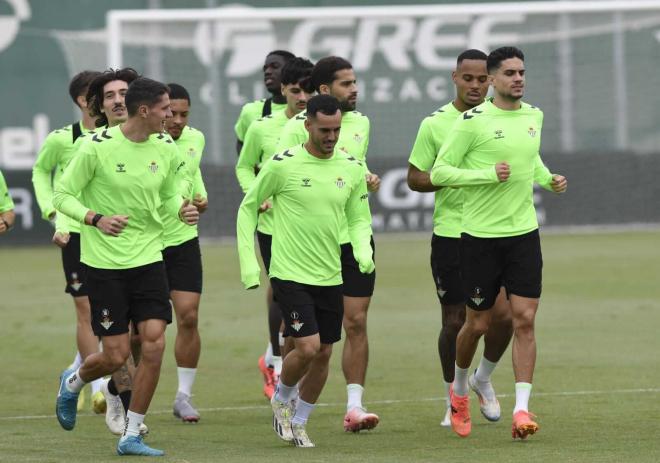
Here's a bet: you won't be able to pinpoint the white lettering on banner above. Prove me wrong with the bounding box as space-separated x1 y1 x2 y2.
8 188 32 229
378 168 435 209
290 19 356 62
0 0 31 52
0 114 50 169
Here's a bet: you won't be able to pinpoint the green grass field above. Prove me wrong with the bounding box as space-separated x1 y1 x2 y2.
1 231 659 462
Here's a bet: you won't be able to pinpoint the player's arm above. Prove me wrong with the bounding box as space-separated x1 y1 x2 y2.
161 148 197 225
345 169 374 274
235 122 263 193
191 136 209 213
236 161 283 290
31 133 61 221
430 126 500 187
234 103 252 155
0 171 15 234
533 155 567 193
360 119 381 192
407 119 441 192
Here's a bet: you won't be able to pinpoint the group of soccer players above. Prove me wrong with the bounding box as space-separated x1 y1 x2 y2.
0 42 566 457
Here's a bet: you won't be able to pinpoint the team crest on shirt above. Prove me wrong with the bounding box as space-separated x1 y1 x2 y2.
187 148 197 157
528 127 537 137
494 130 505 139
70 273 82 292
470 287 485 306
336 177 345 189
290 311 304 332
100 309 114 330
149 161 159 173
353 133 363 143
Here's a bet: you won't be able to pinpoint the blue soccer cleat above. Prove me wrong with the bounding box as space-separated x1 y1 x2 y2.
117 435 164 456
56 367 80 430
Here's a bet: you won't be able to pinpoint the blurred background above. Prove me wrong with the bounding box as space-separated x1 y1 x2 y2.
1 0 659 244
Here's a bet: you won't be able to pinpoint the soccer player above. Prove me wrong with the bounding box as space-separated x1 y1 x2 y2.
236 57 314 400
0 169 15 235
234 50 295 155
237 94 374 447
53 77 199 456
430 46 567 440
407 50 513 426
277 56 381 432
161 82 208 422
32 70 106 414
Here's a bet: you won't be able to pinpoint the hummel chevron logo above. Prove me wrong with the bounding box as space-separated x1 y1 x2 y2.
101 130 112 139
463 107 483 120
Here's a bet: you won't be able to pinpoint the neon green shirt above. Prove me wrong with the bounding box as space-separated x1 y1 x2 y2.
237 144 373 289
159 126 207 248
0 169 14 213
234 98 287 142
431 99 553 238
409 102 464 238
32 121 97 233
236 110 291 234
277 110 371 244
53 125 186 270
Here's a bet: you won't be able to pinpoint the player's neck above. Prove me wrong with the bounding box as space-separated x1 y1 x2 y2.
120 118 152 143
492 94 522 111
452 98 475 113
81 113 97 131
285 107 297 119
304 140 333 160
271 93 286 104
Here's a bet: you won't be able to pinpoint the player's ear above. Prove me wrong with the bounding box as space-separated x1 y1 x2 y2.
451 71 458 84
76 94 87 109
139 104 149 118
281 83 286 97
319 84 330 95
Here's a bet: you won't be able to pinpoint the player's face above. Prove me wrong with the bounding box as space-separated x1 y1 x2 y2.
263 54 286 95
325 68 358 112
165 98 189 140
453 59 489 108
102 80 129 126
306 110 342 155
143 93 173 135
490 57 525 101
283 82 313 115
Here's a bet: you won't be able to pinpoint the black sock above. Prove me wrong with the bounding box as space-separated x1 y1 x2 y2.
108 378 119 396
119 390 132 413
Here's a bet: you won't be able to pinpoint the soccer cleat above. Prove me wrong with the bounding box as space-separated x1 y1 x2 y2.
343 407 379 432
271 396 294 442
56 368 80 430
91 390 107 414
258 355 277 400
468 372 501 422
101 379 125 435
512 410 539 440
440 406 451 427
291 423 315 448
117 435 164 456
173 391 200 423
449 385 471 438
77 388 86 412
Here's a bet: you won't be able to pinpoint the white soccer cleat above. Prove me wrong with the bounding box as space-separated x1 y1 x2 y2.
101 379 125 435
440 406 451 427
468 372 501 422
291 423 315 448
271 396 294 442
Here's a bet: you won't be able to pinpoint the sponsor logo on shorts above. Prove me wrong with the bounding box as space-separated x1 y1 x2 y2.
470 287 485 306
100 308 114 330
70 272 82 292
290 311 304 332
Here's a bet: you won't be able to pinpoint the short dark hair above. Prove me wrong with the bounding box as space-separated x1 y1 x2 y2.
87 67 140 127
487 46 525 73
125 77 170 117
306 94 341 119
457 49 488 66
267 50 295 61
167 83 190 104
281 57 314 88
69 70 101 107
310 56 353 92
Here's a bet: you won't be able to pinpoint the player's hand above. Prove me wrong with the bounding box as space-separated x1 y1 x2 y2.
495 162 510 182
0 220 8 235
179 199 199 225
550 174 567 193
52 231 70 248
193 194 208 213
258 200 272 213
366 173 381 192
358 258 375 274
96 215 129 237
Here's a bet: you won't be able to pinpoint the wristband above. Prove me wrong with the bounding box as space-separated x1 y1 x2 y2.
91 213 104 227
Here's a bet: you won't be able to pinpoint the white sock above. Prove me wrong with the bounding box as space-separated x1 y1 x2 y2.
444 381 451 408
264 343 274 368
272 356 283 376
292 398 315 426
71 351 82 370
274 380 297 403
474 356 498 383
347 383 364 411
65 368 85 393
124 410 145 437
177 367 197 396
453 364 469 396
278 332 285 348
90 378 104 394
513 382 532 414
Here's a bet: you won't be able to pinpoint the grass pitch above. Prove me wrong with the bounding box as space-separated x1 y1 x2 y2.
1 231 659 462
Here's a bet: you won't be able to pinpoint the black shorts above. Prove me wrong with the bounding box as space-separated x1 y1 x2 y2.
256 231 272 274
460 229 543 311
430 234 465 305
61 232 88 297
270 277 343 344
340 237 376 297
86 261 172 337
162 237 203 293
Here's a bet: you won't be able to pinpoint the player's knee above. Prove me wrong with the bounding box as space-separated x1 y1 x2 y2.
176 307 199 331
513 309 535 333
106 349 130 370
343 310 367 336
315 344 333 364
296 340 321 361
466 315 491 336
